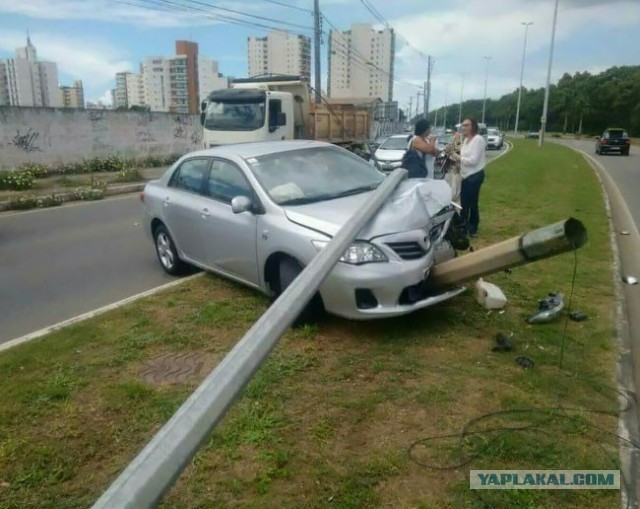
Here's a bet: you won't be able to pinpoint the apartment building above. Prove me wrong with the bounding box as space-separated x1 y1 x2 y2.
0 36 62 107
141 55 190 113
247 31 311 83
60 80 85 109
198 55 229 101
113 71 145 109
175 40 199 114
328 24 395 102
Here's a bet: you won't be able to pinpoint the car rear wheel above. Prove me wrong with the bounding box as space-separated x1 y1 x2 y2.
278 257 324 326
154 224 187 275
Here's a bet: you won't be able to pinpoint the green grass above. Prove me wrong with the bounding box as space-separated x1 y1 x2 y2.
0 139 620 508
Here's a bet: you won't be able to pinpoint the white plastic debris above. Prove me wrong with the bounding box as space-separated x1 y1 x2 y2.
475 278 507 310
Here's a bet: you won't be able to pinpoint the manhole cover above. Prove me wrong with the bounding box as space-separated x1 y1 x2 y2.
140 352 204 385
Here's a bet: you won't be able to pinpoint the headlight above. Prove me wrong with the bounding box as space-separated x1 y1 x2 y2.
312 240 388 264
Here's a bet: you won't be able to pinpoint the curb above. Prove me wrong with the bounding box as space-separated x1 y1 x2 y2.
0 182 145 212
0 273 204 353
568 145 640 508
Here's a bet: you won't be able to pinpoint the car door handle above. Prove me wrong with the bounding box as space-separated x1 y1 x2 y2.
163 197 170 207
201 207 210 218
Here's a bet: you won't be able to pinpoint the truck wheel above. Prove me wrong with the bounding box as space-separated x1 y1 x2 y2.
278 257 324 326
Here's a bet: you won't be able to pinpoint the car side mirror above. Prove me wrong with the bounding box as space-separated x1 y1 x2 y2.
199 112 205 126
231 195 253 214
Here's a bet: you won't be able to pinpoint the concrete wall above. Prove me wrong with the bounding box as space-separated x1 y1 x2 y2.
0 107 203 168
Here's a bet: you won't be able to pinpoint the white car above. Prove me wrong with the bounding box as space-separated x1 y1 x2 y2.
486 128 503 150
373 134 410 171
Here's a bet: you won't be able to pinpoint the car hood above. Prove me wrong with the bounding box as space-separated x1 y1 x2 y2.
284 179 453 238
374 148 406 161
487 135 500 141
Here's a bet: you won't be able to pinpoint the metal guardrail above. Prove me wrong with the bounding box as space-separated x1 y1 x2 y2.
91 168 408 509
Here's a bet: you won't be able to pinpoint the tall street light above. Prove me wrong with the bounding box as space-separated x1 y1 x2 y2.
482 56 492 124
458 75 464 125
540 0 560 147
514 22 533 135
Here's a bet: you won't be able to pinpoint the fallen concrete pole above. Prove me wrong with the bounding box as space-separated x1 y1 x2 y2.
429 217 588 290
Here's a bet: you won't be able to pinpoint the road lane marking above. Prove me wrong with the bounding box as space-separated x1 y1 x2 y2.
0 273 204 353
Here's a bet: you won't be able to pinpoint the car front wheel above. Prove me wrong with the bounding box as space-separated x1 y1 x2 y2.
154 224 187 275
278 257 324 326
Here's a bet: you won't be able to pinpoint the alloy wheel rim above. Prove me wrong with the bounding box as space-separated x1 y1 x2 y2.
157 232 174 269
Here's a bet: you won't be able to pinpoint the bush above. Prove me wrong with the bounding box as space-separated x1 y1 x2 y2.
38 194 63 208
164 154 181 165
19 163 49 179
71 187 105 201
115 168 143 183
0 170 35 191
8 194 39 210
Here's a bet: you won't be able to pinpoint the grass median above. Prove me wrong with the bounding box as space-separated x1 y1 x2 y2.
0 139 620 508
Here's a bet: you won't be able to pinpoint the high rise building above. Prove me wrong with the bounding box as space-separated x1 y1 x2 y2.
114 71 145 109
0 36 63 107
247 31 311 83
198 55 229 101
142 55 189 113
175 40 199 114
328 24 395 102
60 80 85 109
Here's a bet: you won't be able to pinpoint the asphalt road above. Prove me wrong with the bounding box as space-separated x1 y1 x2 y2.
0 148 508 345
0 195 173 344
559 138 639 228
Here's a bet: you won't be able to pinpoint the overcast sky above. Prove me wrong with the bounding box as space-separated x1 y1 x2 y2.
0 0 638 108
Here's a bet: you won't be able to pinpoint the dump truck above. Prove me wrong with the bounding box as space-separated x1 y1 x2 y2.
199 75 375 150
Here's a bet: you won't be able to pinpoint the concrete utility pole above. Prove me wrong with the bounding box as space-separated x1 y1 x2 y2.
514 22 533 135
423 82 427 120
416 91 422 119
313 0 322 104
434 106 439 127
539 0 559 148
409 96 413 121
482 56 492 124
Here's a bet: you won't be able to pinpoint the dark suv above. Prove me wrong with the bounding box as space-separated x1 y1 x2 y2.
595 128 630 156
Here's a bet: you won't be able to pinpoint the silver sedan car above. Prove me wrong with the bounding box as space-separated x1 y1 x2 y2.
142 140 464 321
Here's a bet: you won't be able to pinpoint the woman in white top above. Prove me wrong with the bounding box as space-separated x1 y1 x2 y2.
452 118 486 237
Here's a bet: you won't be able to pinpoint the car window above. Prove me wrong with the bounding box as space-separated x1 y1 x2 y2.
607 129 626 139
170 158 209 193
207 159 253 203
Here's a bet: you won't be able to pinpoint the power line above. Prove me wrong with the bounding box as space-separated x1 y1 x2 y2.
260 0 312 13
116 0 313 34
358 0 429 62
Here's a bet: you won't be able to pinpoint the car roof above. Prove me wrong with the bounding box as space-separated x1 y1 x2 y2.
182 140 332 160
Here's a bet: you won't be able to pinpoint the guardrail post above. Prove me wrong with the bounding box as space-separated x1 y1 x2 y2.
91 168 408 509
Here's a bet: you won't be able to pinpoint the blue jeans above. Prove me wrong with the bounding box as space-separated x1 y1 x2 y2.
461 170 485 235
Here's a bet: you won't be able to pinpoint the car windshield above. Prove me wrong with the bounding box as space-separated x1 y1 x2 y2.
246 146 386 205
204 100 265 131
488 129 499 136
379 137 409 150
607 129 627 139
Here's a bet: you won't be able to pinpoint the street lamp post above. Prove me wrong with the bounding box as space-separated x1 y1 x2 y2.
540 0 560 147
458 75 464 125
482 56 491 124
514 22 533 135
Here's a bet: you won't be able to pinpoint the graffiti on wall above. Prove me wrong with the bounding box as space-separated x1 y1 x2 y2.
12 128 41 152
173 113 200 145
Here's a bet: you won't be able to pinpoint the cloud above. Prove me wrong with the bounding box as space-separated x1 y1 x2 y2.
0 0 269 28
0 30 133 99
389 0 640 109
97 89 113 106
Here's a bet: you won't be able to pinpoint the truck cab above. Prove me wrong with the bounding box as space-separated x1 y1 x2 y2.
200 88 294 148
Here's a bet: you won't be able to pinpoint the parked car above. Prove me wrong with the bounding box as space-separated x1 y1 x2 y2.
436 133 454 152
595 128 630 156
373 134 410 171
526 130 539 139
142 141 463 322
486 129 504 150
